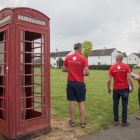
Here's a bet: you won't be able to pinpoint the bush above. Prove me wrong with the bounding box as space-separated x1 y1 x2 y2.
89 64 136 70
128 64 135 69
89 65 111 70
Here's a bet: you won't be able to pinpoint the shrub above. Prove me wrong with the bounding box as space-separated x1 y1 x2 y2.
89 65 111 70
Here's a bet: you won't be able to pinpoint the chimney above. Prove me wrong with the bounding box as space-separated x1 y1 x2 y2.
103 47 106 50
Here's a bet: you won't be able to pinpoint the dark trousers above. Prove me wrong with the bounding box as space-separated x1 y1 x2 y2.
138 88 140 108
113 88 129 123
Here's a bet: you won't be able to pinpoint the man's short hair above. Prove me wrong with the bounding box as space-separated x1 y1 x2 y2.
74 43 82 50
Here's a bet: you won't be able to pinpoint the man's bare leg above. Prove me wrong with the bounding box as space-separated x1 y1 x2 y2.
78 102 85 124
69 101 75 123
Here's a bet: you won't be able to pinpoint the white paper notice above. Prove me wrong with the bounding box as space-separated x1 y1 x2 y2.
129 84 131 90
130 72 139 77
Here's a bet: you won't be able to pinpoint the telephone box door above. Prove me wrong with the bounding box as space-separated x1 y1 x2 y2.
16 25 50 135
0 26 9 135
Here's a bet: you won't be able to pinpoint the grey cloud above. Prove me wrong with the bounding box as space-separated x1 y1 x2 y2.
1 0 140 54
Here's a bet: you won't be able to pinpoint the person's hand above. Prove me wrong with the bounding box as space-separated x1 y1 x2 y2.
129 88 134 93
108 88 111 94
133 65 140 69
131 76 135 79
132 76 139 80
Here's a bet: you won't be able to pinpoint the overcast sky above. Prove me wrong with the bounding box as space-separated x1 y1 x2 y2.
1 0 140 55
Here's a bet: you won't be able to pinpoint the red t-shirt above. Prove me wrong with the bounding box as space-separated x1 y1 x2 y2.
108 62 131 90
63 53 89 82
138 71 140 88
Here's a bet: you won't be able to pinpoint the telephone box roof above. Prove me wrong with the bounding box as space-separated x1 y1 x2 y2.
0 7 50 20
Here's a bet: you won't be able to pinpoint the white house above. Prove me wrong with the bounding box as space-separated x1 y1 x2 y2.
88 48 118 65
127 53 140 65
123 57 128 64
50 51 73 67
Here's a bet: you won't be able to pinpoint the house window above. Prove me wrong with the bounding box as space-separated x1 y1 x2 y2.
135 58 136 60
129 58 131 61
53 57 56 59
113 56 115 59
98 56 100 59
53 63 56 65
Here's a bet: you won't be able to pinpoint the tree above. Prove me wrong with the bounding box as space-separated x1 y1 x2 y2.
57 58 64 69
82 41 93 59
35 58 41 63
123 52 127 57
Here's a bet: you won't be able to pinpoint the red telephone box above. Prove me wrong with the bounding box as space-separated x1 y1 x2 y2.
0 7 51 139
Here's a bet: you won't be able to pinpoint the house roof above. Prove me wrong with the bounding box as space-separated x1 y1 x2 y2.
133 53 140 58
50 51 71 57
88 48 116 56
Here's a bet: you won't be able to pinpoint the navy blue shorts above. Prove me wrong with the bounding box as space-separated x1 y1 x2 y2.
66 81 86 102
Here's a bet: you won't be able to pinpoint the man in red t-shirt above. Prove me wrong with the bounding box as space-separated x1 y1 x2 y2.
132 65 140 120
62 43 89 128
107 53 134 127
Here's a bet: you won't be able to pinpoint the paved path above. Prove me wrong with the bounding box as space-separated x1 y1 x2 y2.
82 112 140 140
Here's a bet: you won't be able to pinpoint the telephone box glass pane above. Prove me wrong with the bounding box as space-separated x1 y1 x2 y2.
42 65 44 74
42 45 44 53
0 43 4 52
42 76 45 84
21 76 24 86
42 96 45 105
0 65 4 74
21 53 23 63
21 111 24 120
42 34 45 43
21 87 24 97
42 86 45 95
21 30 24 40
0 32 4 41
21 99 24 109
0 76 4 86
21 42 24 51
43 107 45 115
21 65 24 74
0 54 4 63
42 55 44 64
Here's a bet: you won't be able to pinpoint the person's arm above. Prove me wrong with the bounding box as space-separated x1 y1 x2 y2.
62 57 68 72
107 76 112 94
132 76 140 81
62 66 68 72
127 73 134 93
84 67 89 76
83 58 89 76
133 65 140 69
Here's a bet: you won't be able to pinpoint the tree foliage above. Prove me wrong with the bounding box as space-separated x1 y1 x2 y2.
82 41 93 59
35 58 41 63
123 52 127 57
57 57 64 69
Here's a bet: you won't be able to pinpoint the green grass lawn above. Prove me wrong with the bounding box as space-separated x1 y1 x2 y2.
50 69 140 134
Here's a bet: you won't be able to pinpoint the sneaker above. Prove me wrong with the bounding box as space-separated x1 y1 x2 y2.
114 121 119 126
121 121 130 127
136 116 140 120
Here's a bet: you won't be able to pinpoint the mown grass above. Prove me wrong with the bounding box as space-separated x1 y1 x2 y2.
50 69 139 134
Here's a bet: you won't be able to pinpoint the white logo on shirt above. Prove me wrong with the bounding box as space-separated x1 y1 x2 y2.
117 66 121 70
73 56 76 60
